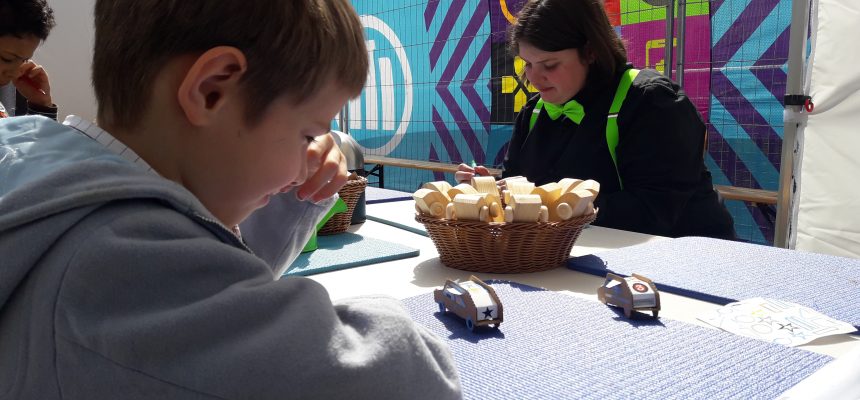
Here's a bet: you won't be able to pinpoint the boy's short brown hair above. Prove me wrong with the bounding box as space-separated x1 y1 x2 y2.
93 0 368 129
0 0 55 39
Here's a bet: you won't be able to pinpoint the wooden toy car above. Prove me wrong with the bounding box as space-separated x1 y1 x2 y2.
434 275 503 331
445 194 502 223
597 273 660 318
504 194 548 223
413 188 450 218
553 189 595 221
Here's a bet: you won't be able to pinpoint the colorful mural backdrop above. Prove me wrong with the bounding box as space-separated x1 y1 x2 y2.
347 0 789 244
705 0 790 244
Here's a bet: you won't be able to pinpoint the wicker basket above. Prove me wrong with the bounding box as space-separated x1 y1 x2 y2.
416 211 597 273
319 176 368 235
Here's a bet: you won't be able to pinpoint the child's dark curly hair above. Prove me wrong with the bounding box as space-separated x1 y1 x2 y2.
0 0 56 40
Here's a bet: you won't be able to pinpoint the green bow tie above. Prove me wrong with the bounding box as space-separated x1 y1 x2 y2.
540 98 585 124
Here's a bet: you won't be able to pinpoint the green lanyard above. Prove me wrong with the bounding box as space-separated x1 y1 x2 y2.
528 68 640 189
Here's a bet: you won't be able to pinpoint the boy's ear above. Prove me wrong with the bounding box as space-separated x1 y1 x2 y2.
177 46 248 126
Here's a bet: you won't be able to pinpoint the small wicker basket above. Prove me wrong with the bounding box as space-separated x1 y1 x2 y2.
319 176 368 235
416 211 597 273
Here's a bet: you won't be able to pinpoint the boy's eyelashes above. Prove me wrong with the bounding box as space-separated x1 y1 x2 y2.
0 56 29 64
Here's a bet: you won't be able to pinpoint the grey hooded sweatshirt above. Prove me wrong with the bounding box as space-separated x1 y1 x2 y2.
0 116 461 399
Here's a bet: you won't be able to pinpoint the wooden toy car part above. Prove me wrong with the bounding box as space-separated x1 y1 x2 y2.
413 188 450 218
421 181 453 201
434 275 504 331
504 194 548 223
557 178 583 194
447 183 479 200
502 176 529 184
553 189 595 221
445 194 501 222
597 273 661 318
571 179 600 197
470 176 505 222
502 180 536 205
531 182 563 208
470 176 499 194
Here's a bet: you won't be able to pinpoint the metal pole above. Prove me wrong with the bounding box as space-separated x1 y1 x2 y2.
340 105 349 135
664 0 675 78
675 0 686 86
774 0 812 248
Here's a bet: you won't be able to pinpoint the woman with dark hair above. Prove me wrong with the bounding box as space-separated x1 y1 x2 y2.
458 0 734 239
0 0 57 119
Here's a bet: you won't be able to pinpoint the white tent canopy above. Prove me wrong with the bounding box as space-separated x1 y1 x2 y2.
790 0 860 258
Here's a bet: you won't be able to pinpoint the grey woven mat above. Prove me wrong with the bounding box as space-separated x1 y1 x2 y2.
567 236 860 329
402 281 831 400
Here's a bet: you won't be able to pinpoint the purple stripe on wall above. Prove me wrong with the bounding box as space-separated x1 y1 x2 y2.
711 72 783 168
424 0 441 30
429 144 447 181
489 0 527 44
712 0 781 68
750 26 790 103
463 36 492 135
436 89 487 162
707 125 745 189
754 26 790 67
750 67 787 108
432 106 464 164
435 0 489 163
429 0 466 71
438 1 488 85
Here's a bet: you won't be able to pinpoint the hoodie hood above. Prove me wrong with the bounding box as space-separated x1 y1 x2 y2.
0 116 229 310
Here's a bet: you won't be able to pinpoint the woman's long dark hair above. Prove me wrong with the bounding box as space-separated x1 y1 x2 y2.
509 0 628 84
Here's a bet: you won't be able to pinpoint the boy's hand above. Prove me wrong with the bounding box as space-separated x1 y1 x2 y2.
297 133 348 203
14 61 53 108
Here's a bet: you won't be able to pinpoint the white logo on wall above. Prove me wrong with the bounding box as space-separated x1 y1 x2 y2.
349 15 413 155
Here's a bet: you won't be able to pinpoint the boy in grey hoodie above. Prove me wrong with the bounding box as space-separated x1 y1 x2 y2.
0 0 462 399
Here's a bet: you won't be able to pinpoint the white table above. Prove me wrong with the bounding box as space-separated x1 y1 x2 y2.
310 201 859 359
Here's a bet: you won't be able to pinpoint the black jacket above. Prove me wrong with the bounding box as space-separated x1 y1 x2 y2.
504 67 734 239
14 91 58 120
0 89 57 120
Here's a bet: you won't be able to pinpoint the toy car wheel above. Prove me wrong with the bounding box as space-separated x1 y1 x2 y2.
437 302 446 313
465 317 474 331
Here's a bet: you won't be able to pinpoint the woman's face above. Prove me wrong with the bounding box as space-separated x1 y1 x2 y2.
518 41 590 105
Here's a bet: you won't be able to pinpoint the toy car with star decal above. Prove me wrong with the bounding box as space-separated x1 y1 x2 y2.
434 275 503 331
597 273 660 318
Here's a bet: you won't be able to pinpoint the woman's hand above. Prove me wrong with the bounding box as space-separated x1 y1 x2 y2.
454 163 491 184
296 133 349 203
14 61 53 108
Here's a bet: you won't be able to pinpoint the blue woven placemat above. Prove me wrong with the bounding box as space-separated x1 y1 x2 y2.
365 186 413 204
567 236 860 329
402 281 831 400
283 233 419 276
